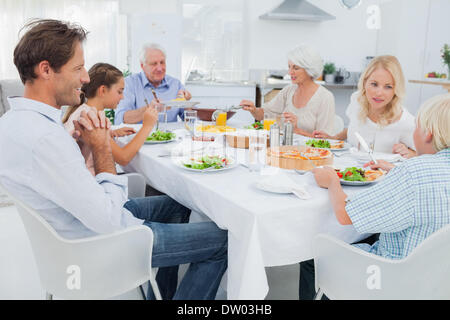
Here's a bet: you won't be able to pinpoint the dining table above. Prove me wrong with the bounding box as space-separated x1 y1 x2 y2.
116 120 383 300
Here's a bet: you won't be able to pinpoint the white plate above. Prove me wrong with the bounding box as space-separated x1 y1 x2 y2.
338 168 385 186
301 139 351 151
161 101 200 108
144 138 177 144
340 179 380 186
176 156 238 173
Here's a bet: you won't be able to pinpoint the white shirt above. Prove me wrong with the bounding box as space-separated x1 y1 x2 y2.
0 97 144 239
263 84 335 134
346 92 416 153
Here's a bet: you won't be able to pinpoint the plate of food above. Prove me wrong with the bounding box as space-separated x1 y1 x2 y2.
304 138 350 151
161 99 200 108
176 155 238 172
145 130 177 144
244 121 264 130
335 167 385 186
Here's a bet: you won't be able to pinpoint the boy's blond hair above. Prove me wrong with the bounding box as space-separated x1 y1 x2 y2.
417 93 450 152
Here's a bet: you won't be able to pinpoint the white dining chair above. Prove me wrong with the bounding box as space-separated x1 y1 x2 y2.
313 225 450 299
0 177 161 300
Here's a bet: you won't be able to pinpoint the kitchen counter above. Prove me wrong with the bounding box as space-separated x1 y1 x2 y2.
259 78 358 90
186 80 257 88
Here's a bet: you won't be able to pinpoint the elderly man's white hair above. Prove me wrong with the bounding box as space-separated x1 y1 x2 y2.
287 44 324 79
139 43 167 64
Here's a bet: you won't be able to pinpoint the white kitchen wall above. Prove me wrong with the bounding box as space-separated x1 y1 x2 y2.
377 0 450 115
246 0 382 73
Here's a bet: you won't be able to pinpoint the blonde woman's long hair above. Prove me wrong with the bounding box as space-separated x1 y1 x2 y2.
357 55 405 127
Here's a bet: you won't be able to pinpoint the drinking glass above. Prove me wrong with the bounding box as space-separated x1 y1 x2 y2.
215 112 227 126
156 104 167 131
263 113 276 131
248 130 267 172
184 110 198 137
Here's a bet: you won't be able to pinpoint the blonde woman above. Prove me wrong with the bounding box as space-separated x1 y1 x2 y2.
63 63 157 175
240 44 335 137
301 93 450 299
313 55 416 158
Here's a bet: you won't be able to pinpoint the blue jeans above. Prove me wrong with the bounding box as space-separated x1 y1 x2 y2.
124 196 228 300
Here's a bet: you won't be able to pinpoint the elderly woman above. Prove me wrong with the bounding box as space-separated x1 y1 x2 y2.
313 55 416 158
240 44 335 137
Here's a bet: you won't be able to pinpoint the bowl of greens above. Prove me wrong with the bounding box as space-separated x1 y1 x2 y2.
244 121 264 130
145 130 176 144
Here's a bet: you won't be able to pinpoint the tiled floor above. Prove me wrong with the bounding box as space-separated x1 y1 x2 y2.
0 205 299 300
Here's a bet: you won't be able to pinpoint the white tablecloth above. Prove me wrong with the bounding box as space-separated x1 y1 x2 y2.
118 122 372 299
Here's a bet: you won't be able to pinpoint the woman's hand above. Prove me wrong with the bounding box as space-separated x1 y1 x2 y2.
392 143 416 158
312 130 332 139
240 100 256 113
111 127 136 138
312 166 340 189
282 112 298 129
363 159 395 173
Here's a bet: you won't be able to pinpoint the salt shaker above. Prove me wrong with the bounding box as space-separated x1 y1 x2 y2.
269 122 280 147
283 122 293 145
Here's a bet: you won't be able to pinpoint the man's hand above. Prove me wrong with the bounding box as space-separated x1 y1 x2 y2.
177 89 192 101
312 166 340 189
73 110 111 149
240 99 256 113
363 159 395 173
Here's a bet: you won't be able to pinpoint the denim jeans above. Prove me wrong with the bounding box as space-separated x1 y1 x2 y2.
124 195 228 300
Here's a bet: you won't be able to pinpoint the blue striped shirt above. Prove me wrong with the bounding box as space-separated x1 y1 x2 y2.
346 148 450 259
114 72 185 125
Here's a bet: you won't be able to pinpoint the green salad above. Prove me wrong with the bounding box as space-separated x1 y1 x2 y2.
183 155 230 170
306 139 331 148
336 167 366 182
244 121 264 130
146 130 176 141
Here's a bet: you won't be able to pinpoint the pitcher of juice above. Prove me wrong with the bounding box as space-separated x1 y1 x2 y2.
215 112 227 126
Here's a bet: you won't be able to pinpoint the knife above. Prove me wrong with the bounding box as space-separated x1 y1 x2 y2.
354 132 377 164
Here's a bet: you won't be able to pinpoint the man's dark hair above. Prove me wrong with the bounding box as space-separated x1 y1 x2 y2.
13 19 88 84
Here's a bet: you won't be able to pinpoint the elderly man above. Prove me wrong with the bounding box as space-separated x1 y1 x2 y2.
114 43 192 125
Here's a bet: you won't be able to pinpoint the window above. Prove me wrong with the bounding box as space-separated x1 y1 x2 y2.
182 0 246 82
0 0 126 79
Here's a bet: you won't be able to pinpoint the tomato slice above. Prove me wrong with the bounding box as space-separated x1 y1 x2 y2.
345 171 352 176
337 172 343 178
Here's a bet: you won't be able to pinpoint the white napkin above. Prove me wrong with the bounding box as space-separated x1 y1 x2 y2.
256 171 312 200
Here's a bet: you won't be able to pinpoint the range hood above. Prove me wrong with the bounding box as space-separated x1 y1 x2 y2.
259 0 335 22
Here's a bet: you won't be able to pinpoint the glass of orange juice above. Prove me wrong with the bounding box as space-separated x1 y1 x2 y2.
215 112 227 126
263 113 276 131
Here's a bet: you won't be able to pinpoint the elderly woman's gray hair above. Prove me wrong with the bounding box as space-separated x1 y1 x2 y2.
287 44 324 79
139 43 166 64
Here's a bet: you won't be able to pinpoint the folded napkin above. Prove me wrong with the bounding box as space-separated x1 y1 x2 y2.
256 171 312 200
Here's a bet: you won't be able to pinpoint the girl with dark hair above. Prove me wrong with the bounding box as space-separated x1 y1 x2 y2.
64 62 157 175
